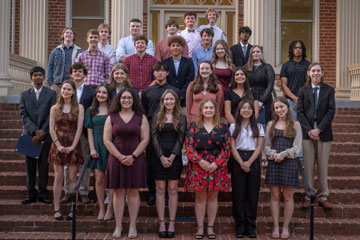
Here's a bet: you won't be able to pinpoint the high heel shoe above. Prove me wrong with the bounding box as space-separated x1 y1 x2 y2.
128 227 137 239
112 227 122 239
167 219 175 238
158 219 167 238
54 209 64 221
207 226 216 239
194 226 204 239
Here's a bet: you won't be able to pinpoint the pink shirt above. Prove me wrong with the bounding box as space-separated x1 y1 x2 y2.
155 37 189 61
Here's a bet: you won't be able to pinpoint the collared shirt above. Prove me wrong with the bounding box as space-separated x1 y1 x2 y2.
62 44 74 81
192 45 213 75
154 36 189 61
179 28 202 57
311 83 320 102
98 42 117 67
115 35 155 62
280 59 311 97
124 53 158 90
76 83 85 103
240 42 249 55
33 86 43 100
197 24 227 47
173 56 181 75
76 49 111 86
229 123 265 150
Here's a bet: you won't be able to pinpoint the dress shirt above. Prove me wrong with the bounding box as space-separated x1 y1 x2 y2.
63 44 74 82
155 36 189 61
76 49 111 86
311 83 320 102
98 42 117 66
179 28 202 57
240 42 248 56
34 86 43 100
192 46 213 75
173 57 181 75
76 83 85 103
116 35 154 62
229 123 265 150
197 24 227 47
124 53 158 90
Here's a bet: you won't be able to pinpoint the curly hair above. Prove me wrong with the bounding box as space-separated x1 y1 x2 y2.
191 61 219 94
196 99 220 128
211 40 233 70
90 83 113 116
288 40 307 60
54 80 79 121
155 89 182 131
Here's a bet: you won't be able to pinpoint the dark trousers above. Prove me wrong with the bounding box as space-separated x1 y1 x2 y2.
231 150 261 233
25 142 51 198
146 143 156 195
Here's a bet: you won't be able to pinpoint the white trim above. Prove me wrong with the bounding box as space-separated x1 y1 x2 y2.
66 0 71 26
313 0 319 62
104 0 109 23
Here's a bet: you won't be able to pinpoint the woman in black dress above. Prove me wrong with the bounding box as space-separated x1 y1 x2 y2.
151 89 187 238
245 45 275 125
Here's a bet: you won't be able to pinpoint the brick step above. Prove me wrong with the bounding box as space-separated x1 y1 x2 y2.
332 124 360 133
1 199 359 219
1 185 359 204
0 215 359 236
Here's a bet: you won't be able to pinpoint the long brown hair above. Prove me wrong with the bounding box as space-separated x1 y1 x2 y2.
90 83 113 116
108 63 132 91
211 40 233 70
155 89 182 130
232 99 259 140
305 62 324 88
196 99 220 128
268 96 296 140
245 45 266 72
54 80 79 121
191 61 219 94
229 67 254 100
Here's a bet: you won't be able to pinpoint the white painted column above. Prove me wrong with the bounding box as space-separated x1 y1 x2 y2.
19 0 48 68
0 0 13 97
336 0 360 100
244 0 276 66
111 0 143 46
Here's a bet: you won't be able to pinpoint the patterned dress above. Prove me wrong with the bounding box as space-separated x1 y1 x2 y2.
48 112 84 165
184 123 231 191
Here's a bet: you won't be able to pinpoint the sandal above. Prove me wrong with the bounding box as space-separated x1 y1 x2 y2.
194 226 204 239
158 219 167 238
54 209 64 221
272 227 280 239
167 219 175 238
281 228 290 239
66 211 73 221
207 226 216 239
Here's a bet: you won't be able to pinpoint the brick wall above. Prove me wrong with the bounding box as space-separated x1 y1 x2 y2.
319 0 336 88
143 0 148 37
48 0 66 57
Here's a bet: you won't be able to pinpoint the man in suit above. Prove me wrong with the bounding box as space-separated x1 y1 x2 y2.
297 63 335 210
60 62 95 204
19 66 57 204
163 36 195 108
230 26 253 67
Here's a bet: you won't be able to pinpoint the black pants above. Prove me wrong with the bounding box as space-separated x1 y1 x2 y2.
25 142 51 198
231 150 261 233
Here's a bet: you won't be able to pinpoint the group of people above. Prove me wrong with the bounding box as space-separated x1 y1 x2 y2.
19 8 336 240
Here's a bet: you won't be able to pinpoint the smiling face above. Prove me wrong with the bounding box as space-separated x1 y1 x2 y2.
239 102 253 119
99 28 110 42
129 22 142 36
113 69 127 85
63 29 74 43
251 47 263 61
215 43 225 58
240 31 250 43
87 33 99 48
96 86 109 103
61 83 75 99
308 64 323 86
274 101 288 119
120 91 133 110
154 69 169 82
170 42 184 57
31 72 45 87
70 68 85 82
166 24 178 35
207 11 217 25
234 69 246 85
163 92 176 111
184 15 196 29
201 32 213 47
199 62 212 79
202 101 215 119
135 39 147 53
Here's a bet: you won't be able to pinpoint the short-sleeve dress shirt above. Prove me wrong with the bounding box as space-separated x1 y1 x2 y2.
229 123 265 150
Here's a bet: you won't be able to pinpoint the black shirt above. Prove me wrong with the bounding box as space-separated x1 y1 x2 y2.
280 59 311 97
224 89 253 118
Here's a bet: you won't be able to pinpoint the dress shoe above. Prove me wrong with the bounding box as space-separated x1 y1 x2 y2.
21 197 36 204
248 232 257 238
81 195 90 204
147 194 155 205
60 194 72 204
236 231 245 238
319 200 333 210
302 200 311 208
38 196 52 204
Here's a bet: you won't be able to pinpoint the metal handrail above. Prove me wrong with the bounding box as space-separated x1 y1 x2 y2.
297 158 317 240
70 155 91 240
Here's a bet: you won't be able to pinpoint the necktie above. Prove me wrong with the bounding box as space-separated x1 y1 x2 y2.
36 91 40 101
242 45 247 56
313 87 319 114
188 29 195 33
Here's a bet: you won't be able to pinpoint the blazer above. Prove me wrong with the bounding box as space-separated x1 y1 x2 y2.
19 87 57 143
163 56 195 107
297 83 335 142
80 85 95 111
230 43 253 67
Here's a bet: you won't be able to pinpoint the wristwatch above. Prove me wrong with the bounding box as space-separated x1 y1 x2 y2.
132 154 137 160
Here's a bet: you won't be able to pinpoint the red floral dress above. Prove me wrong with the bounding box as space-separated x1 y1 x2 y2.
184 123 231 191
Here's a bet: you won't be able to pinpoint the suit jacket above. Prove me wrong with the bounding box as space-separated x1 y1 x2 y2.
297 83 335 142
19 87 57 143
80 85 95 111
163 56 195 107
230 43 253 67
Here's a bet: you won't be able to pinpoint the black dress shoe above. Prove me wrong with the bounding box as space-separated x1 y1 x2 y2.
247 232 257 238
236 232 245 238
147 194 155 205
22 197 36 204
38 197 52 204
158 231 167 238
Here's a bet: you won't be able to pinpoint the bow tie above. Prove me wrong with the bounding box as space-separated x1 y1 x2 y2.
188 29 195 33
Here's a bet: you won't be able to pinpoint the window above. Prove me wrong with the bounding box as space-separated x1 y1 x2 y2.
69 0 109 50
277 0 313 64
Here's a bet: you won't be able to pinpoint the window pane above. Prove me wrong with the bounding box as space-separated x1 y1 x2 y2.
72 0 104 17
281 0 312 20
281 22 312 63
72 19 104 50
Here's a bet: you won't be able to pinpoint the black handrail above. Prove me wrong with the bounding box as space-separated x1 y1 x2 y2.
70 155 91 240
297 158 317 240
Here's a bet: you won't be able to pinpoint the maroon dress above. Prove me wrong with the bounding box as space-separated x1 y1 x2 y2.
106 113 147 189
214 68 233 91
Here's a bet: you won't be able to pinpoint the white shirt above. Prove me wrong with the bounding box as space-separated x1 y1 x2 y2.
115 35 154 62
34 86 43 100
179 28 202 57
76 83 85 103
98 42 117 66
311 83 320 102
197 24 227 47
229 123 265 151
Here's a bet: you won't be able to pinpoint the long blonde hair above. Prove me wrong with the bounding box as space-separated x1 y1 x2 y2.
245 45 266 72
196 99 220 128
211 40 233 70
155 89 182 130
108 63 132 91
191 61 219 94
54 80 79 121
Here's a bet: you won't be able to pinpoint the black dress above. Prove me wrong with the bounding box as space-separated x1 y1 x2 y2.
225 89 254 119
246 64 275 124
151 114 187 180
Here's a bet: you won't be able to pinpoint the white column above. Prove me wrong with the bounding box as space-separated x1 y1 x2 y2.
19 0 48 68
336 0 360 100
111 0 143 46
0 0 13 97
244 0 276 66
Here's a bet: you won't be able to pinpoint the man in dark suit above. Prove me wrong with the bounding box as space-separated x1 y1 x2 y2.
19 66 57 204
297 63 335 210
230 26 253 67
60 62 95 204
163 36 195 108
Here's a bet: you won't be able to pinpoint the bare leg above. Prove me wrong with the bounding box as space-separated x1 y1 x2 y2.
206 190 219 235
113 189 125 238
94 169 106 220
53 164 64 218
104 189 114 220
127 188 140 238
281 187 294 238
68 164 79 216
195 190 207 236
156 180 166 232
270 186 281 238
167 180 179 232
